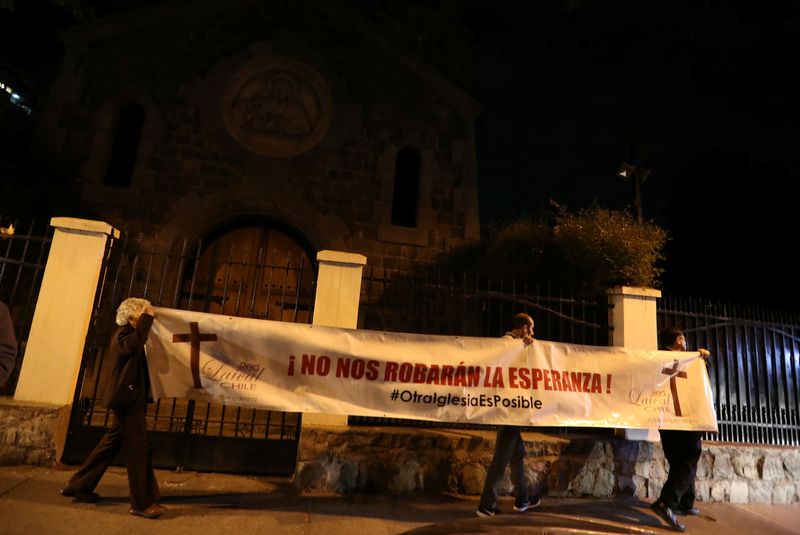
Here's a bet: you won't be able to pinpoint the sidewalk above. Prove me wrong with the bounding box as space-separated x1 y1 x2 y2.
0 464 797 534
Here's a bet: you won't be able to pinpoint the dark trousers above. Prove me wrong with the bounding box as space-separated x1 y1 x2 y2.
64 409 159 511
479 426 529 508
658 430 703 510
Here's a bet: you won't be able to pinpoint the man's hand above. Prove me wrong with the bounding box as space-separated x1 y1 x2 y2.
698 348 710 360
143 304 156 317
522 335 534 346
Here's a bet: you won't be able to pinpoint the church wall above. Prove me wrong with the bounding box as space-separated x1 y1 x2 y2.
37 0 480 272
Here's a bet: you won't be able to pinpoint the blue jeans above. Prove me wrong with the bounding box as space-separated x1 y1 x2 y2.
479 426 529 508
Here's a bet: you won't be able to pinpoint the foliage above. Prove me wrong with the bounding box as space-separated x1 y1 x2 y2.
552 208 667 292
483 218 559 282
440 207 667 294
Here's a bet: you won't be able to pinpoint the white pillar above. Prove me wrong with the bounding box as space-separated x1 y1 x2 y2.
607 285 661 441
311 250 366 330
303 250 366 426
14 218 119 405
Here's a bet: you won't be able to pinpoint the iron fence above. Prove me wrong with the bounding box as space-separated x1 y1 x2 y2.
658 296 800 447
352 267 612 433
358 267 609 343
65 231 316 474
5 218 798 451
0 221 53 396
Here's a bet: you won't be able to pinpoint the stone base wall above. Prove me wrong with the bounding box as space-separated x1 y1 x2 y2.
2 402 797 506
298 426 800 505
0 399 68 466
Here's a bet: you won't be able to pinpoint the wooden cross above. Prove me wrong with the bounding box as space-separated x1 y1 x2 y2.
661 359 688 416
173 322 218 389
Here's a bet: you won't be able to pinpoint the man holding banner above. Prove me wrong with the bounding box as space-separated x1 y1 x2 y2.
61 298 165 519
651 326 711 533
476 313 542 518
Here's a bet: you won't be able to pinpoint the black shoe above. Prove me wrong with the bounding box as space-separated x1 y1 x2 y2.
514 495 542 512
60 487 100 503
676 507 700 516
476 505 502 517
651 501 686 532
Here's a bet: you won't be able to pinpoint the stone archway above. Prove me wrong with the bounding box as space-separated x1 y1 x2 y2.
160 189 351 256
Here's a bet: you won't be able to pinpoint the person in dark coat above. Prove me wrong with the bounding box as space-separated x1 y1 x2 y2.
476 312 542 517
0 300 17 388
60 297 165 519
651 326 711 532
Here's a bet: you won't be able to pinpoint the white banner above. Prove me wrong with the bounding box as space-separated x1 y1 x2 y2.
146 308 718 431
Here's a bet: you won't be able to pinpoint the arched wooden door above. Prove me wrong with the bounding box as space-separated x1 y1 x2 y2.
185 225 314 323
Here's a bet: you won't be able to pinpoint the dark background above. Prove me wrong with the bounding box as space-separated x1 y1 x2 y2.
464 0 800 310
1 0 799 310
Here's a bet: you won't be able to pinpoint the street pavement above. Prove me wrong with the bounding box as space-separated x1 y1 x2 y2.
0 464 798 534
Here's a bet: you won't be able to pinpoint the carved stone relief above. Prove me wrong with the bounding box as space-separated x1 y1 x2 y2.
221 57 332 157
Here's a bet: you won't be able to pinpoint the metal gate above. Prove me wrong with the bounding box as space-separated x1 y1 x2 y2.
62 227 317 475
658 295 800 446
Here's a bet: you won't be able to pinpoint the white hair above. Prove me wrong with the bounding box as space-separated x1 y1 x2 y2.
115 297 152 326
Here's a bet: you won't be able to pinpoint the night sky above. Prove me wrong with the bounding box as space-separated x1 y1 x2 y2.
2 0 799 310
462 1 800 310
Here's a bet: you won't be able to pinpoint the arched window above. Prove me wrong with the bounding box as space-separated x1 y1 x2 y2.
390 147 421 227
103 103 145 187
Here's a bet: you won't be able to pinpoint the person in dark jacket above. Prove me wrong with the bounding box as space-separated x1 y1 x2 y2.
60 298 165 519
476 312 542 517
0 300 17 388
651 326 711 532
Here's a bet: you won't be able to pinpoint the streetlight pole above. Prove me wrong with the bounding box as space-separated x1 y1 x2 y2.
618 163 650 224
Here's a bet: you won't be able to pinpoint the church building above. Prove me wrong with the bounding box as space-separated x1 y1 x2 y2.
33 0 481 277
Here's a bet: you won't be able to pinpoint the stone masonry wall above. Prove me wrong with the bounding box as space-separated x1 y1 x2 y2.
297 427 800 505
42 0 480 273
3 402 797 506
0 399 67 466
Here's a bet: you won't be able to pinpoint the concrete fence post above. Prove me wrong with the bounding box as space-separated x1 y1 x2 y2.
607 285 662 441
302 250 367 427
14 218 119 405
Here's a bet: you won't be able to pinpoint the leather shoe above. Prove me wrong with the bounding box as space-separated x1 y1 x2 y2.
60 487 100 503
130 503 166 519
651 501 686 532
676 507 700 516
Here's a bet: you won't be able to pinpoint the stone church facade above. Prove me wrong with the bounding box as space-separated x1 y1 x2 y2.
33 0 481 272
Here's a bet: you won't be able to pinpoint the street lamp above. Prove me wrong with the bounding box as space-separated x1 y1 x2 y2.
618 163 651 223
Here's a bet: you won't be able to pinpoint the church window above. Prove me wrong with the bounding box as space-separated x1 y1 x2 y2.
391 147 421 227
103 103 145 188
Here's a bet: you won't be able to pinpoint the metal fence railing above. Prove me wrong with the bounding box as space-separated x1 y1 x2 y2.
658 296 800 446
358 267 610 344
0 221 53 396
354 271 800 447
79 231 315 430
4 220 797 449
63 230 317 474
352 267 612 434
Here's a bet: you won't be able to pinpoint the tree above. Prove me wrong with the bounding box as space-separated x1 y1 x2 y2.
553 207 666 292
441 206 667 295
